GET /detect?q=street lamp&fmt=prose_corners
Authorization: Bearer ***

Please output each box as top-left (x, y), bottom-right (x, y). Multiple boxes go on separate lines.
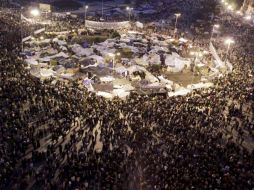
top-left (236, 10), bottom-right (242, 15)
top-left (174, 13), bottom-right (181, 38)
top-left (109, 53), bottom-right (121, 71)
top-left (126, 7), bottom-right (133, 22)
top-left (227, 5), bottom-right (234, 11)
top-left (224, 38), bottom-right (235, 63)
top-left (244, 15), bottom-right (251, 20)
top-left (30, 8), bottom-right (40, 17)
top-left (30, 8), bottom-right (40, 24)
top-left (190, 51), bottom-right (203, 83)
top-left (210, 24), bottom-right (220, 43)
top-left (85, 5), bottom-right (88, 26)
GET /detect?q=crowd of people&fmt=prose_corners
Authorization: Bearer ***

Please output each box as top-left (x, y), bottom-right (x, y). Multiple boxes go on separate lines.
top-left (1, 2), bottom-right (254, 190)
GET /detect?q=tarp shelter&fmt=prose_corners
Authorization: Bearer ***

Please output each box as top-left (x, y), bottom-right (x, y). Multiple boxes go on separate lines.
top-left (83, 78), bottom-right (94, 92)
top-left (72, 44), bottom-right (94, 57)
top-left (53, 38), bottom-right (67, 46)
top-left (97, 91), bottom-right (114, 99)
top-left (40, 68), bottom-right (54, 77)
top-left (165, 53), bottom-right (190, 72)
top-left (136, 21), bottom-right (144, 29)
top-left (25, 58), bottom-right (39, 65)
top-left (88, 55), bottom-right (105, 65)
top-left (112, 89), bottom-right (130, 99)
top-left (55, 52), bottom-right (69, 58)
top-left (100, 76), bottom-right (115, 82)
top-left (115, 66), bottom-right (128, 74)
top-left (187, 82), bottom-right (213, 90)
top-left (168, 88), bottom-right (192, 97)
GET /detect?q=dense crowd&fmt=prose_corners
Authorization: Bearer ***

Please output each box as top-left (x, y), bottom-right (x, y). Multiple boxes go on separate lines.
top-left (1, 3), bottom-right (254, 190)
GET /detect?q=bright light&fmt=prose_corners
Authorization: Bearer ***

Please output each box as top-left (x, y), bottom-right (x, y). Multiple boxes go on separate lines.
top-left (227, 5), bottom-right (233, 11)
top-left (198, 52), bottom-right (203, 57)
top-left (85, 5), bottom-right (89, 9)
top-left (236, 10), bottom-right (242, 15)
top-left (214, 24), bottom-right (220, 28)
top-left (108, 53), bottom-right (115, 57)
top-left (30, 9), bottom-right (40, 17)
top-left (116, 52), bottom-right (121, 56)
top-left (126, 7), bottom-right (133, 11)
top-left (40, 36), bottom-right (44, 40)
top-left (244, 15), bottom-right (252, 20)
top-left (175, 13), bottom-right (181, 17)
top-left (203, 50), bottom-right (209, 55)
top-left (225, 38), bottom-right (235, 45)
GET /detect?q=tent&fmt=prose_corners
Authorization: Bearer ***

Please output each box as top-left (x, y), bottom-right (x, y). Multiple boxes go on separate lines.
top-left (112, 89), bottom-right (130, 99)
top-left (97, 91), bottom-right (114, 99)
top-left (40, 68), bottom-right (54, 77)
top-left (72, 44), bottom-right (94, 57)
top-left (168, 88), bottom-right (192, 97)
top-left (83, 78), bottom-right (94, 92)
top-left (115, 66), bottom-right (128, 74)
top-left (100, 76), bottom-right (115, 82)
top-left (165, 53), bottom-right (190, 72)
top-left (136, 21), bottom-right (144, 29)
top-left (88, 55), bottom-right (105, 65)
top-left (187, 82), bottom-right (213, 90)
top-left (25, 58), bottom-right (39, 65)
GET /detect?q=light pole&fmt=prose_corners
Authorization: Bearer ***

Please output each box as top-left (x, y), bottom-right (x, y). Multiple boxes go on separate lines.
top-left (30, 8), bottom-right (40, 24)
top-left (174, 13), bottom-right (181, 38)
top-left (21, 7), bottom-right (24, 52)
top-left (190, 51), bottom-right (203, 84)
top-left (224, 38), bottom-right (235, 63)
top-left (109, 52), bottom-right (120, 71)
top-left (126, 7), bottom-right (133, 22)
top-left (85, 5), bottom-right (88, 26)
top-left (101, 0), bottom-right (104, 20)
top-left (210, 24), bottom-right (220, 43)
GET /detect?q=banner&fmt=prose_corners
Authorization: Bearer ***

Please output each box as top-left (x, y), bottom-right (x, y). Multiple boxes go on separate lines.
top-left (209, 42), bottom-right (233, 72)
top-left (21, 14), bottom-right (32, 23)
top-left (39, 3), bottom-right (51, 13)
top-left (34, 28), bottom-right (45, 35)
top-left (209, 42), bottom-right (225, 68)
top-left (22, 36), bottom-right (32, 42)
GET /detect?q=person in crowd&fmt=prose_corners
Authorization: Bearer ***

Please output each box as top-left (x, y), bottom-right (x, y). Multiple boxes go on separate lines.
top-left (0, 3), bottom-right (253, 190)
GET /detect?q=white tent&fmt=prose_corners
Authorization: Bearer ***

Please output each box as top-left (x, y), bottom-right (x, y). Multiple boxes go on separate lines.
top-left (72, 44), bottom-right (94, 57)
top-left (168, 88), bottom-right (192, 97)
top-left (165, 53), bottom-right (190, 72)
top-left (136, 21), bottom-right (144, 29)
top-left (187, 82), bottom-right (213, 90)
top-left (97, 91), bottom-right (114, 99)
top-left (40, 68), bottom-right (54, 77)
top-left (112, 89), bottom-right (130, 99)
top-left (148, 53), bottom-right (161, 65)
top-left (25, 58), bottom-right (39, 65)
top-left (53, 38), bottom-right (67, 46)
top-left (115, 66), bottom-right (128, 74)
top-left (88, 55), bottom-right (105, 64)
top-left (100, 76), bottom-right (115, 82)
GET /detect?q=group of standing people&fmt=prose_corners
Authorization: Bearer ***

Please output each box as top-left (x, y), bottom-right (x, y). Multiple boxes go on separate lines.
top-left (0, 3), bottom-right (254, 190)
